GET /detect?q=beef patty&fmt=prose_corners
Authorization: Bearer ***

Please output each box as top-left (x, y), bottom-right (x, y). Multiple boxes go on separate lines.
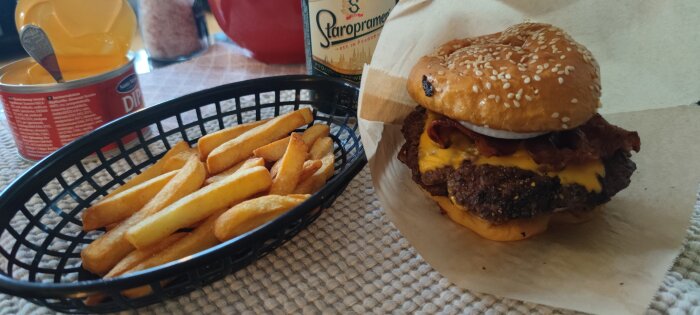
top-left (397, 107), bottom-right (637, 224)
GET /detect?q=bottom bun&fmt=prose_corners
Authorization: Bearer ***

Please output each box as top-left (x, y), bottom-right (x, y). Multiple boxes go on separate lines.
top-left (429, 194), bottom-right (601, 241)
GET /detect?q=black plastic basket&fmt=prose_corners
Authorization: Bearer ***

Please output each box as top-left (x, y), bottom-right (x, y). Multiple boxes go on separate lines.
top-left (0, 75), bottom-right (366, 313)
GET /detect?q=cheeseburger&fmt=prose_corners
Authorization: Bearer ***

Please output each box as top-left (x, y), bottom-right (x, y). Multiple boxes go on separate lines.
top-left (398, 23), bottom-right (641, 241)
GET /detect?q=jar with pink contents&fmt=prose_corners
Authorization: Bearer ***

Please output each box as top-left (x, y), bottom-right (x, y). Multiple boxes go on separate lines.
top-left (137, 0), bottom-right (210, 62)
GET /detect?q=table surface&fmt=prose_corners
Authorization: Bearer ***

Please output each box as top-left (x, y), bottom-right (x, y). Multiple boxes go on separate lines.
top-left (0, 42), bottom-right (698, 315)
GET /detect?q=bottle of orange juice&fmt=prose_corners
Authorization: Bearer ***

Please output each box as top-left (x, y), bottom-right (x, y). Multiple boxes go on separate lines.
top-left (14, 0), bottom-right (136, 84)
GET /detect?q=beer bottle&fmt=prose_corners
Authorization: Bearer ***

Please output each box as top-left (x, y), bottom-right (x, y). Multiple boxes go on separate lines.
top-left (302, 0), bottom-right (397, 83)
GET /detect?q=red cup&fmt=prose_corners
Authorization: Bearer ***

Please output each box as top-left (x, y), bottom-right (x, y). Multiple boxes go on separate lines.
top-left (208, 0), bottom-right (305, 64)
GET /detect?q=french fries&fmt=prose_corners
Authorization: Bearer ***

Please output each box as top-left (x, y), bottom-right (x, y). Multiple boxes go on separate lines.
top-left (83, 233), bottom-right (187, 306)
top-left (294, 153), bottom-right (335, 194)
top-left (197, 119), bottom-right (269, 160)
top-left (81, 155), bottom-right (206, 275)
top-left (309, 137), bottom-right (333, 160)
top-left (125, 166), bottom-right (272, 249)
top-left (109, 141), bottom-right (190, 196)
top-left (121, 209), bottom-right (225, 298)
top-left (269, 133), bottom-right (308, 195)
top-left (81, 110), bottom-right (341, 304)
top-left (162, 148), bottom-right (198, 173)
top-left (299, 160), bottom-right (323, 183)
top-left (214, 195), bottom-right (309, 241)
top-left (253, 124), bottom-right (330, 162)
top-left (204, 157), bottom-right (265, 186)
top-left (82, 170), bottom-right (178, 231)
top-left (206, 108), bottom-right (313, 174)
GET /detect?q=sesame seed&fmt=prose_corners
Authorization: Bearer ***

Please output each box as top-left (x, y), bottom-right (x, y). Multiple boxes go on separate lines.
top-left (490, 76), bottom-right (497, 81)
top-left (505, 73), bottom-right (512, 79)
top-left (488, 95), bottom-right (495, 99)
top-left (524, 77), bottom-right (531, 84)
top-left (479, 99), bottom-right (487, 107)
top-left (472, 85), bottom-right (479, 93)
top-left (533, 75), bottom-right (541, 81)
top-left (485, 82), bottom-right (492, 89)
top-left (438, 70), bottom-right (445, 75)
top-left (475, 70), bottom-right (483, 76)
top-left (543, 63), bottom-right (549, 69)
top-left (507, 93), bottom-right (514, 99)
top-left (571, 98), bottom-right (578, 103)
top-left (495, 96), bottom-right (501, 102)
top-left (525, 95), bottom-right (533, 101)
top-left (566, 47), bottom-right (572, 51)
top-left (503, 83), bottom-right (511, 89)
top-left (514, 100), bottom-right (521, 107)
top-left (558, 77), bottom-right (564, 84)
top-left (504, 103), bottom-right (511, 108)
top-left (562, 124), bottom-right (569, 128)
top-left (560, 55), bottom-right (566, 59)
top-left (562, 116), bottom-right (570, 122)
top-left (551, 112), bottom-right (560, 118)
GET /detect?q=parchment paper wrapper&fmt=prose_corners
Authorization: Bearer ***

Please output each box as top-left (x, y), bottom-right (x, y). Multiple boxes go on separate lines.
top-left (358, 1), bottom-right (700, 313)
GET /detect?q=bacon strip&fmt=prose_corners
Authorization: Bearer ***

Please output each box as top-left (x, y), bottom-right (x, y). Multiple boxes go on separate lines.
top-left (427, 119), bottom-right (519, 156)
top-left (427, 114), bottom-right (640, 171)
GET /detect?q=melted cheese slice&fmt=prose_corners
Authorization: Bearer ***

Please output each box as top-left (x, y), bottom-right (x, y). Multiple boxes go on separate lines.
top-left (417, 111), bottom-right (605, 192)
top-left (433, 195), bottom-right (549, 241)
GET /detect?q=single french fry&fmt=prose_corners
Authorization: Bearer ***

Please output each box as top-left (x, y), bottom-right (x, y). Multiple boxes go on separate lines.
top-left (299, 160), bottom-right (322, 183)
top-left (293, 153), bottom-right (335, 194)
top-left (126, 166), bottom-right (272, 249)
top-left (309, 137), bottom-right (333, 160)
top-left (270, 159), bottom-right (281, 179)
top-left (269, 134), bottom-right (308, 195)
top-left (109, 141), bottom-right (190, 196)
top-left (162, 148), bottom-right (198, 173)
top-left (214, 195), bottom-right (309, 242)
top-left (253, 124), bottom-right (330, 162)
top-left (301, 124), bottom-right (330, 147)
top-left (84, 293), bottom-right (107, 306)
top-left (197, 119), bottom-right (269, 160)
top-left (252, 137), bottom-right (289, 162)
top-left (121, 209), bottom-right (225, 298)
top-left (207, 108), bottom-right (313, 174)
top-left (204, 157), bottom-right (265, 186)
top-left (81, 156), bottom-right (207, 275)
top-left (270, 141), bottom-right (320, 181)
top-left (82, 170), bottom-right (178, 231)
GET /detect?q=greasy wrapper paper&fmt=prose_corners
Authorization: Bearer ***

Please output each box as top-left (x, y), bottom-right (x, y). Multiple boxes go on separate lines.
top-left (358, 0), bottom-right (700, 314)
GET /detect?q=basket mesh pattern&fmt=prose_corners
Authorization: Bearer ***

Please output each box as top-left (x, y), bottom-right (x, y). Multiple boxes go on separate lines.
top-left (0, 77), bottom-right (364, 313)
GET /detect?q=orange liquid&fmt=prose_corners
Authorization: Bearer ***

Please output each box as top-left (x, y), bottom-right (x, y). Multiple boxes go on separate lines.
top-left (12, 0), bottom-right (136, 84)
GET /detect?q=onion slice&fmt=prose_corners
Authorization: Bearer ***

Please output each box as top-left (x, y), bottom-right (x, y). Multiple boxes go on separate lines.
top-left (458, 120), bottom-right (548, 139)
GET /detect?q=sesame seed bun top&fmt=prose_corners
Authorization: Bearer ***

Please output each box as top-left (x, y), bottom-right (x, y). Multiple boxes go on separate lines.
top-left (407, 23), bottom-right (601, 133)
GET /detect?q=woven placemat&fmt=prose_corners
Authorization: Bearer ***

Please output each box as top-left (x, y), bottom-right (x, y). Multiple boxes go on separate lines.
top-left (0, 124), bottom-right (698, 314)
top-left (0, 44), bottom-right (698, 314)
